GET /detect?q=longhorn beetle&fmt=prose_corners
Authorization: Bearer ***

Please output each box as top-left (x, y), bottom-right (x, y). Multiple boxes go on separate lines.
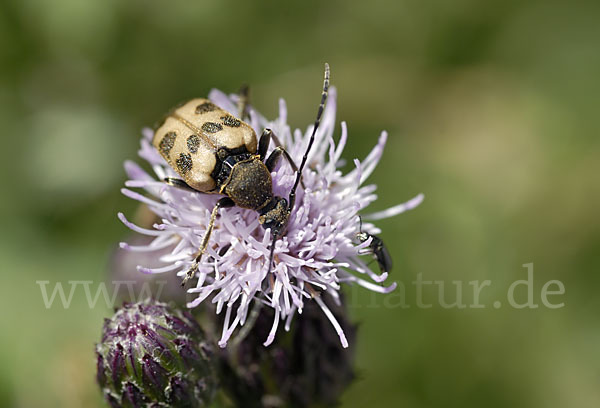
top-left (153, 64), bottom-right (330, 286)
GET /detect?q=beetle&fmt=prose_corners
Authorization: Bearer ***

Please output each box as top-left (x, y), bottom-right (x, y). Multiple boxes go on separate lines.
top-left (355, 216), bottom-right (393, 275)
top-left (153, 64), bottom-right (330, 286)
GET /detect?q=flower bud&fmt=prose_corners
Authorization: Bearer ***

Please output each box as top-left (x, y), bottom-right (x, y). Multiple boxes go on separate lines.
top-left (95, 299), bottom-right (216, 407)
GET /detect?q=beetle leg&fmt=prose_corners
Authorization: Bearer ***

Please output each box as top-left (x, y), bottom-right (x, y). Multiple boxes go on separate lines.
top-left (164, 177), bottom-right (197, 192)
top-left (181, 197), bottom-right (235, 287)
top-left (270, 131), bottom-right (299, 170)
top-left (258, 128), bottom-right (271, 160)
top-left (239, 86), bottom-right (295, 172)
top-left (264, 129), bottom-right (301, 172)
top-left (260, 129), bottom-right (305, 188)
top-left (265, 146), bottom-right (284, 172)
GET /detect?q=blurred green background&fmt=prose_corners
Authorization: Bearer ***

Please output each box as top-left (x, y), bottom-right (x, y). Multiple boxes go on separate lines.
top-left (1, 0), bottom-right (599, 406)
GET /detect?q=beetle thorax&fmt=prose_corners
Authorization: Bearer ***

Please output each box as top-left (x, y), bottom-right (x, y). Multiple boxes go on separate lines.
top-left (223, 158), bottom-right (273, 210)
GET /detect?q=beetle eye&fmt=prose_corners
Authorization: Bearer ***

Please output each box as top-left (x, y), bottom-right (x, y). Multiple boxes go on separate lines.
top-left (261, 220), bottom-right (279, 231)
top-left (259, 215), bottom-right (280, 232)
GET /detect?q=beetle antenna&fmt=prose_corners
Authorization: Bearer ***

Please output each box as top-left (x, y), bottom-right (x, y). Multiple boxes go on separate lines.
top-left (265, 230), bottom-right (278, 284)
top-left (266, 64), bottom-right (329, 280)
top-left (288, 63), bottom-right (330, 211)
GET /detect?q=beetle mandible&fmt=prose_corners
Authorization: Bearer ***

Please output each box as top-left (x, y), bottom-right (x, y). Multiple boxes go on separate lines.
top-left (153, 64), bottom-right (330, 286)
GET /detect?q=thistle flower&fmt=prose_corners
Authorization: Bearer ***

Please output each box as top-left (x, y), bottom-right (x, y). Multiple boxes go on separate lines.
top-left (218, 296), bottom-right (357, 408)
top-left (110, 209), bottom-right (186, 305)
top-left (119, 87), bottom-right (423, 349)
top-left (95, 299), bottom-right (216, 407)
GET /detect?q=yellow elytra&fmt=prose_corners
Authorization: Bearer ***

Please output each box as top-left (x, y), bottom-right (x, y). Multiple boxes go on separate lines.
top-left (153, 98), bottom-right (257, 192)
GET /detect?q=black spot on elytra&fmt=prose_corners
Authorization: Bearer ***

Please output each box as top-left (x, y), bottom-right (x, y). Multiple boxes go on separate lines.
top-left (202, 122), bottom-right (223, 133)
top-left (176, 153), bottom-right (193, 174)
top-left (159, 132), bottom-right (177, 157)
top-left (195, 102), bottom-right (217, 114)
top-left (220, 115), bottom-right (241, 127)
top-left (187, 134), bottom-right (200, 153)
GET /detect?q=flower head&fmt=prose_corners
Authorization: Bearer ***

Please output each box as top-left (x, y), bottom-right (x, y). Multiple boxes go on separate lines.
top-left (219, 296), bottom-right (357, 407)
top-left (119, 87), bottom-right (423, 348)
top-left (95, 299), bottom-right (217, 407)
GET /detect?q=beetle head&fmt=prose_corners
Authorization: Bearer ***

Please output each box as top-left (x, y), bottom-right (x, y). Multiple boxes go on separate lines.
top-left (258, 196), bottom-right (289, 238)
